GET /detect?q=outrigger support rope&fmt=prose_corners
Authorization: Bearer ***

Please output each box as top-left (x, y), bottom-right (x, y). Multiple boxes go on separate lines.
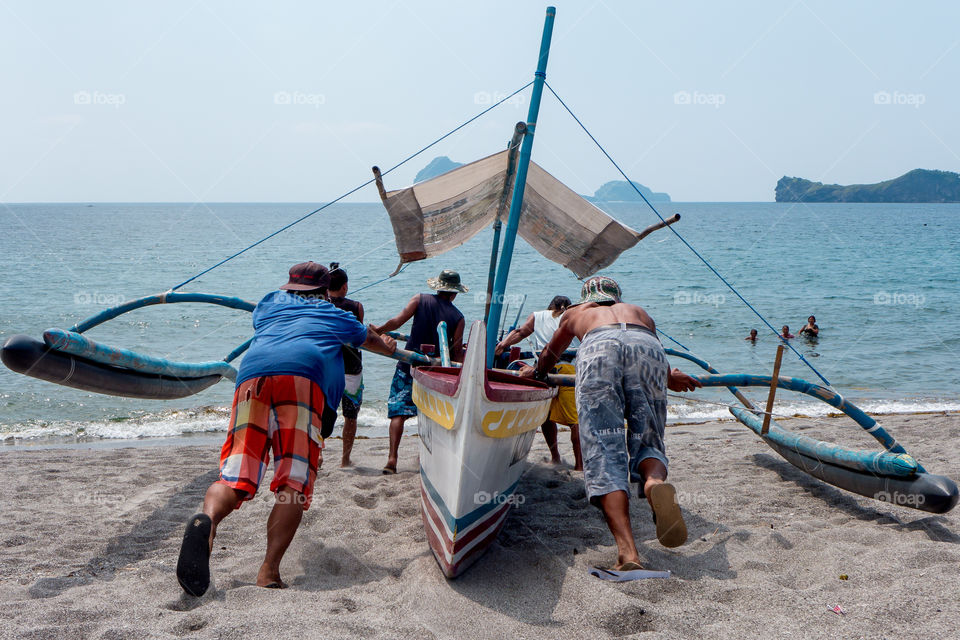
top-left (168, 81), bottom-right (535, 293)
top-left (543, 81), bottom-right (832, 388)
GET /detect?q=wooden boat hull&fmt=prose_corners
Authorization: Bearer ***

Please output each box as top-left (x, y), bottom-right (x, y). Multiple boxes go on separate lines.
top-left (413, 321), bottom-right (555, 578)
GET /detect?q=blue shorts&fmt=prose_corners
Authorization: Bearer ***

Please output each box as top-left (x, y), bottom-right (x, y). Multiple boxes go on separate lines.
top-left (576, 326), bottom-right (669, 506)
top-left (387, 365), bottom-right (418, 418)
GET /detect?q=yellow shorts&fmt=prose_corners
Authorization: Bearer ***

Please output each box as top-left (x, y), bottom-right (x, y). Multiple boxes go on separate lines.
top-left (548, 363), bottom-right (578, 425)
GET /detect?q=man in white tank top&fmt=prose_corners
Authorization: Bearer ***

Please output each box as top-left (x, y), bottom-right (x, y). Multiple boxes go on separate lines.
top-left (495, 296), bottom-right (581, 469)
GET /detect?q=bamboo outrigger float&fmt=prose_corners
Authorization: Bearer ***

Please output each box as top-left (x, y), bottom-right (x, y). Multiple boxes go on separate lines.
top-left (2, 5), bottom-right (955, 583)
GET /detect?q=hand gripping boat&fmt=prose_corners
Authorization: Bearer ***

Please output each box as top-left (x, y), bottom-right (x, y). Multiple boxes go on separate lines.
top-left (414, 321), bottom-right (555, 578)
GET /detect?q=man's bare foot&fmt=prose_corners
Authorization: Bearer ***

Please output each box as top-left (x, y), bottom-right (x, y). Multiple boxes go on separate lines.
top-left (382, 462), bottom-right (397, 475)
top-left (573, 464), bottom-right (583, 472)
top-left (256, 564), bottom-right (287, 589)
top-left (340, 459), bottom-right (352, 468)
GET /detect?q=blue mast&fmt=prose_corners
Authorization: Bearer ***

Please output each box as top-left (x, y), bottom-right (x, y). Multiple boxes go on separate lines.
top-left (485, 6), bottom-right (556, 365)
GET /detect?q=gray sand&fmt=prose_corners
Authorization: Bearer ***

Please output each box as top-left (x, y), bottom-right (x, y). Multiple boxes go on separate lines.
top-left (0, 412), bottom-right (958, 639)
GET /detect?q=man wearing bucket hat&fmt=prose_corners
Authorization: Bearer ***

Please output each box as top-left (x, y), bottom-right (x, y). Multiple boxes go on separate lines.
top-left (176, 261), bottom-right (397, 597)
top-left (521, 275), bottom-right (701, 573)
top-left (373, 269), bottom-right (467, 474)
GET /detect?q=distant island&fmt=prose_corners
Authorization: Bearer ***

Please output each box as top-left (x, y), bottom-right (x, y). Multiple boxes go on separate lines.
top-left (414, 156), bottom-right (671, 202)
top-left (587, 180), bottom-right (670, 203)
top-left (415, 156), bottom-right (463, 182)
top-left (776, 169), bottom-right (960, 203)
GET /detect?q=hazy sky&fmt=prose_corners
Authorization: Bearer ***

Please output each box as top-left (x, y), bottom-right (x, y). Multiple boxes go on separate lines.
top-left (3, 1), bottom-right (958, 202)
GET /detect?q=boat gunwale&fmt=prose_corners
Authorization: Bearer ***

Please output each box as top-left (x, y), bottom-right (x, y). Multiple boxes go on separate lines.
top-left (413, 365), bottom-right (554, 402)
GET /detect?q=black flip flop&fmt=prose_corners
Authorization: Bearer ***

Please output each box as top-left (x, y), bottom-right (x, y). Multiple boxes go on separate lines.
top-left (176, 513), bottom-right (212, 597)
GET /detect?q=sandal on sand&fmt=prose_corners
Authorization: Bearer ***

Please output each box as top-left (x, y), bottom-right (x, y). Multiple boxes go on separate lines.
top-left (382, 465), bottom-right (397, 475)
top-left (176, 513), bottom-right (212, 597)
top-left (589, 562), bottom-right (671, 581)
top-left (648, 483), bottom-right (688, 548)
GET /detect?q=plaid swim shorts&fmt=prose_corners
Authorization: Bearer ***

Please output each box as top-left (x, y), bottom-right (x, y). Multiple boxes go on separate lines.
top-left (217, 375), bottom-right (328, 509)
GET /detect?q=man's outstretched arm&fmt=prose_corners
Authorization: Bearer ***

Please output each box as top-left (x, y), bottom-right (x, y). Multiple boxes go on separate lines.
top-left (667, 367), bottom-right (701, 392)
top-left (528, 315), bottom-right (576, 378)
top-left (495, 313), bottom-right (536, 356)
top-left (373, 295), bottom-right (419, 334)
top-left (361, 326), bottom-right (397, 356)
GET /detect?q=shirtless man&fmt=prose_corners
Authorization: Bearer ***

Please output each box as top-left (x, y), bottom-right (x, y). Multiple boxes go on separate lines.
top-left (798, 315), bottom-right (819, 337)
top-left (745, 328), bottom-right (758, 342)
top-left (521, 275), bottom-right (701, 571)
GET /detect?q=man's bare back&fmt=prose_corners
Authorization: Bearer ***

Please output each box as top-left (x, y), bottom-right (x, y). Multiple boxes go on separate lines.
top-left (557, 302), bottom-right (655, 341)
top-left (528, 301), bottom-right (700, 393)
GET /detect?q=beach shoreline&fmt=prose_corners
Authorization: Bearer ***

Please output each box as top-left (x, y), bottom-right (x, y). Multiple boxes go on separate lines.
top-left (1, 412), bottom-right (958, 639)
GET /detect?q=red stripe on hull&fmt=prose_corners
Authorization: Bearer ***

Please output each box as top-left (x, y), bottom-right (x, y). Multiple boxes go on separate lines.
top-left (419, 487), bottom-right (513, 578)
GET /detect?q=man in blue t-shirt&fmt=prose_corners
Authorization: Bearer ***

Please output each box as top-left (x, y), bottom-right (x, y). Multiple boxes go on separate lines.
top-left (176, 261), bottom-right (396, 597)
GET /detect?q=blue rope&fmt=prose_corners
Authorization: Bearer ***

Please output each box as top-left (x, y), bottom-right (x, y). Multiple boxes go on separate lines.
top-left (544, 81), bottom-right (831, 387)
top-left (350, 263), bottom-right (409, 295)
top-left (169, 81), bottom-right (535, 292)
top-left (656, 328), bottom-right (689, 351)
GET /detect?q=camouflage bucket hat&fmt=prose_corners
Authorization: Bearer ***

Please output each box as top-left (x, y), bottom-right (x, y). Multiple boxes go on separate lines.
top-left (577, 276), bottom-right (622, 305)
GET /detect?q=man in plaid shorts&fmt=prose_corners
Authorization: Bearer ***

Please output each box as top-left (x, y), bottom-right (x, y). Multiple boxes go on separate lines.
top-left (176, 261), bottom-right (396, 596)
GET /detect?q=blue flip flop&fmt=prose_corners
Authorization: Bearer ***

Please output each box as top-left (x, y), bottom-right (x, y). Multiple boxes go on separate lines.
top-left (589, 562), bottom-right (670, 581)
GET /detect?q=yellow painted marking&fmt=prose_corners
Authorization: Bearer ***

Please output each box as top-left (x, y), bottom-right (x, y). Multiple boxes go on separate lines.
top-left (413, 383), bottom-right (455, 430)
top-left (480, 403), bottom-right (550, 438)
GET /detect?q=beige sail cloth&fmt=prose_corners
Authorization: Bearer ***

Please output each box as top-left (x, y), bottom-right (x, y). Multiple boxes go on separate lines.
top-left (380, 150), bottom-right (643, 279)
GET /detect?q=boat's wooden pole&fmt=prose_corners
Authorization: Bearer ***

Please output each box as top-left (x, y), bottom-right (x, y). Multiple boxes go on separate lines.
top-left (484, 6), bottom-right (557, 366)
top-left (762, 344), bottom-right (785, 434)
top-left (484, 123), bottom-right (527, 322)
top-left (637, 213), bottom-right (681, 241)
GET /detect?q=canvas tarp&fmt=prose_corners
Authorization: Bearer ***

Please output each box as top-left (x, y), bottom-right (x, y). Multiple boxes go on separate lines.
top-left (380, 150), bottom-right (643, 279)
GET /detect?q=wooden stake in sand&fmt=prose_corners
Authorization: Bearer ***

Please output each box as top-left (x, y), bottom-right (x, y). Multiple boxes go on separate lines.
top-left (762, 344), bottom-right (785, 435)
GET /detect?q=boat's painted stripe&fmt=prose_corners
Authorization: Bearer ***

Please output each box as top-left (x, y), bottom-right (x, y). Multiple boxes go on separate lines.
top-left (479, 403), bottom-right (551, 438)
top-left (412, 382), bottom-right (456, 429)
top-left (420, 466), bottom-right (520, 533)
top-left (421, 492), bottom-right (510, 576)
top-left (449, 504), bottom-right (510, 564)
top-left (420, 482), bottom-right (511, 558)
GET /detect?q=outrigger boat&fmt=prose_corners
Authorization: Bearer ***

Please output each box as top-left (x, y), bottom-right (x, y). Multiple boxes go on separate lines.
top-left (2, 6), bottom-right (955, 582)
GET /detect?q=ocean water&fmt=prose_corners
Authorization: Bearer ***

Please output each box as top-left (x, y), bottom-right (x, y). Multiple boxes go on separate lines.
top-left (1, 202), bottom-right (958, 443)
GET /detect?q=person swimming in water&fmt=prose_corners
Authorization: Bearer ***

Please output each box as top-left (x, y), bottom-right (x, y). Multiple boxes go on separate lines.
top-left (780, 325), bottom-right (795, 340)
top-left (745, 328), bottom-right (758, 342)
top-left (798, 315), bottom-right (819, 337)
